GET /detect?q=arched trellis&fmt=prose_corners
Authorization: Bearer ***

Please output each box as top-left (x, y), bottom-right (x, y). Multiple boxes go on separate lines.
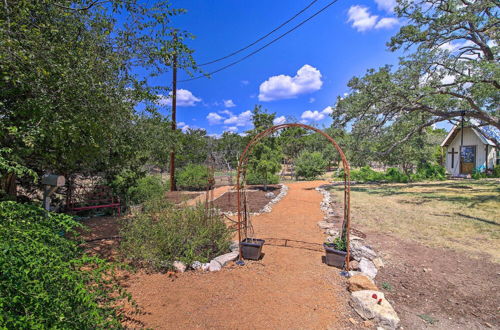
top-left (236, 123), bottom-right (352, 270)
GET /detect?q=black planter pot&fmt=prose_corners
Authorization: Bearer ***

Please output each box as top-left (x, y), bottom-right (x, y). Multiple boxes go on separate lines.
top-left (323, 243), bottom-right (347, 268)
top-left (240, 238), bottom-right (265, 260)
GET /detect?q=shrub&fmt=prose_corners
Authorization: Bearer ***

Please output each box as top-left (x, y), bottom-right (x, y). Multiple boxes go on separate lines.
top-left (385, 167), bottom-right (409, 183)
top-left (350, 166), bottom-right (385, 182)
top-left (127, 175), bottom-right (166, 205)
top-left (0, 202), bottom-right (126, 328)
top-left (176, 164), bottom-right (212, 191)
top-left (414, 163), bottom-right (446, 181)
top-left (295, 151), bottom-right (327, 180)
top-left (246, 171), bottom-right (280, 185)
top-left (120, 201), bottom-right (231, 271)
top-left (492, 165), bottom-right (500, 178)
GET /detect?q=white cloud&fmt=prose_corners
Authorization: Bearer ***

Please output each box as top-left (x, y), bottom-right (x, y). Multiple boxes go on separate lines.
top-left (223, 110), bottom-right (253, 127)
top-left (374, 0), bottom-right (397, 12)
top-left (309, 97), bottom-right (316, 103)
top-left (375, 17), bottom-right (399, 29)
top-left (273, 116), bottom-right (286, 125)
top-left (347, 6), bottom-right (378, 32)
top-left (322, 106), bottom-right (333, 115)
top-left (241, 80), bottom-right (250, 85)
top-left (301, 110), bottom-right (325, 121)
top-left (177, 122), bottom-right (190, 132)
top-left (258, 64), bottom-right (323, 101)
top-left (224, 126), bottom-right (238, 133)
top-left (157, 89), bottom-right (201, 107)
top-left (300, 107), bottom-right (333, 122)
top-left (223, 99), bottom-right (236, 108)
top-left (207, 112), bottom-right (223, 125)
top-left (219, 109), bottom-right (233, 116)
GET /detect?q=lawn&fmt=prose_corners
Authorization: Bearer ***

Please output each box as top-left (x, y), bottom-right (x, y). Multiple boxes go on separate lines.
top-left (328, 179), bottom-right (500, 262)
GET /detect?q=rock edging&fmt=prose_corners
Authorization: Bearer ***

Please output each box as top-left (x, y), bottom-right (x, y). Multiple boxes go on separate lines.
top-left (315, 184), bottom-right (400, 330)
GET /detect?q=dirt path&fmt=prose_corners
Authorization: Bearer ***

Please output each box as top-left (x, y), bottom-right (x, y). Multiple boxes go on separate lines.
top-left (122, 181), bottom-right (354, 329)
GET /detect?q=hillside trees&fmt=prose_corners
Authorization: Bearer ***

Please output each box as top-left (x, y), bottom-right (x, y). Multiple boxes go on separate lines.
top-left (332, 0), bottom-right (499, 155)
top-left (0, 0), bottom-right (196, 197)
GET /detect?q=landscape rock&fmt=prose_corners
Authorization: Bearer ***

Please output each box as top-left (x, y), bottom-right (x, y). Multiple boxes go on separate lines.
top-left (317, 220), bottom-right (335, 229)
top-left (325, 235), bottom-right (336, 244)
top-left (201, 263), bottom-right (210, 271)
top-left (359, 258), bottom-right (378, 279)
top-left (208, 260), bottom-right (222, 272)
top-left (213, 251), bottom-right (239, 267)
top-left (265, 192), bottom-right (275, 198)
top-left (351, 240), bottom-right (377, 261)
top-left (350, 290), bottom-right (400, 330)
top-left (373, 257), bottom-right (384, 268)
top-left (349, 260), bottom-right (360, 270)
top-left (348, 274), bottom-right (378, 292)
top-left (191, 261), bottom-right (203, 270)
top-left (229, 241), bottom-right (240, 252)
top-left (173, 261), bottom-right (187, 273)
top-left (325, 228), bottom-right (339, 236)
top-left (349, 271), bottom-right (362, 277)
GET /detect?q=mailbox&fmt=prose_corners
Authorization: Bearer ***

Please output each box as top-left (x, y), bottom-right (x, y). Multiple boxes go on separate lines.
top-left (42, 174), bottom-right (66, 211)
top-left (42, 174), bottom-right (66, 187)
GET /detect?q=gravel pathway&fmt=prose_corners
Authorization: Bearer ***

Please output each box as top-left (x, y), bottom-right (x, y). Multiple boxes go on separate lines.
top-left (123, 181), bottom-right (354, 329)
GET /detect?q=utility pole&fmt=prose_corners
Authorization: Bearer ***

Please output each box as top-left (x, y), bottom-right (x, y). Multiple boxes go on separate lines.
top-left (169, 33), bottom-right (178, 191)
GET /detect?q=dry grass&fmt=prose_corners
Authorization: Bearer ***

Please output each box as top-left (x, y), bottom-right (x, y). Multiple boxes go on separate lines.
top-left (328, 179), bottom-right (500, 262)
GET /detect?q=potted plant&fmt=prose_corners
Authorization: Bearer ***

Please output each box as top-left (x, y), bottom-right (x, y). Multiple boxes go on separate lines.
top-left (240, 238), bottom-right (265, 260)
top-left (323, 237), bottom-right (347, 268)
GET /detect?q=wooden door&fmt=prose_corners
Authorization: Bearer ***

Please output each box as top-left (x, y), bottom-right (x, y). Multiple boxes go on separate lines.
top-left (460, 146), bottom-right (476, 174)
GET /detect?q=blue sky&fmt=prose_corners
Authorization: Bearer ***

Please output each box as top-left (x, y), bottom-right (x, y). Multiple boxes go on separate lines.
top-left (145, 0), bottom-right (407, 136)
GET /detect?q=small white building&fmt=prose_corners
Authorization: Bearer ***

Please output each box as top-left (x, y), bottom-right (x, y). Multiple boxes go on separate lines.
top-left (441, 123), bottom-right (499, 176)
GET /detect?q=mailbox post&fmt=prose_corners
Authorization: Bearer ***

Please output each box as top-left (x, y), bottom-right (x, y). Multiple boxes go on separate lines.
top-left (41, 174), bottom-right (65, 211)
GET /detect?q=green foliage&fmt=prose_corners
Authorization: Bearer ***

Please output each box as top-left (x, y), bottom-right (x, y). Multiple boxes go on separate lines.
top-left (381, 282), bottom-right (393, 292)
top-left (340, 163), bottom-right (446, 183)
top-left (326, 237), bottom-right (347, 252)
top-left (295, 151), bottom-right (327, 180)
top-left (128, 175), bottom-right (167, 205)
top-left (492, 165), bottom-right (500, 178)
top-left (177, 164), bottom-right (212, 191)
top-left (247, 144), bottom-right (282, 188)
top-left (120, 201), bottom-right (231, 271)
top-left (349, 166), bottom-right (386, 182)
top-left (0, 202), bottom-right (126, 328)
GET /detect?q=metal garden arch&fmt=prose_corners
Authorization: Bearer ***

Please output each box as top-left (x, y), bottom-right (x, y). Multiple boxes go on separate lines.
top-left (236, 123), bottom-right (352, 269)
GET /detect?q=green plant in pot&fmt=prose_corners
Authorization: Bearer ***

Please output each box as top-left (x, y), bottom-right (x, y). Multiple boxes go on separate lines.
top-left (323, 237), bottom-right (347, 268)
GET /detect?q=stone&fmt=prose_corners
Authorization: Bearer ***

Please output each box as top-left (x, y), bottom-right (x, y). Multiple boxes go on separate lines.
top-left (213, 251), bottom-right (239, 267)
top-left (229, 241), bottom-right (240, 252)
top-left (317, 220), bottom-right (335, 229)
top-left (348, 274), bottom-right (378, 292)
top-left (265, 192), bottom-right (275, 198)
top-left (351, 240), bottom-right (377, 261)
top-left (349, 271), bottom-right (362, 277)
top-left (173, 261), bottom-right (186, 273)
top-left (191, 261), bottom-right (203, 270)
top-left (208, 259), bottom-right (222, 272)
top-left (325, 229), bottom-right (339, 236)
top-left (359, 258), bottom-right (378, 279)
top-left (350, 290), bottom-right (400, 330)
top-left (350, 260), bottom-right (360, 270)
top-left (373, 257), bottom-right (384, 268)
top-left (201, 263), bottom-right (210, 271)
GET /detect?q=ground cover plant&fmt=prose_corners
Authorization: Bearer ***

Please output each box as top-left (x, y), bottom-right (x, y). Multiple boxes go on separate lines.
top-left (336, 164), bottom-right (446, 183)
top-left (0, 202), bottom-right (128, 328)
top-left (328, 179), bottom-right (500, 261)
top-left (120, 199), bottom-right (231, 271)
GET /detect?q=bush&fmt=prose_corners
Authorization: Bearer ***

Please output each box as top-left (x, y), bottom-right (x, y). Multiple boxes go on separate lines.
top-left (295, 151), bottom-right (327, 180)
top-left (349, 166), bottom-right (386, 182)
top-left (385, 167), bottom-right (409, 183)
top-left (120, 201), bottom-right (231, 271)
top-left (413, 163), bottom-right (446, 181)
top-left (492, 165), bottom-right (500, 178)
top-left (0, 202), bottom-right (126, 328)
top-left (176, 164), bottom-right (212, 191)
top-left (127, 175), bottom-right (166, 205)
top-left (245, 171), bottom-right (279, 185)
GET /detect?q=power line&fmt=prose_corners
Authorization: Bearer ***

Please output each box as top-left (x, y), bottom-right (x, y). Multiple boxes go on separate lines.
top-left (179, 0), bottom-right (340, 83)
top-left (198, 0), bottom-right (319, 66)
